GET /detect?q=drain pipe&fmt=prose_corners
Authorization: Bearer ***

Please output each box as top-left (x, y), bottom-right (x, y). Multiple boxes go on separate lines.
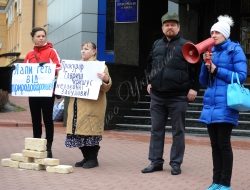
top-left (32, 0), bottom-right (35, 28)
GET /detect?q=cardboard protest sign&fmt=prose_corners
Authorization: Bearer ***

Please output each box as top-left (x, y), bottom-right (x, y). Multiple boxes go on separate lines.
top-left (11, 63), bottom-right (56, 97)
top-left (55, 60), bottom-right (105, 100)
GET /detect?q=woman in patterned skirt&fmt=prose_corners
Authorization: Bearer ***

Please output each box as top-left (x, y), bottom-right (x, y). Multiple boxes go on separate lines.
top-left (65, 42), bottom-right (112, 168)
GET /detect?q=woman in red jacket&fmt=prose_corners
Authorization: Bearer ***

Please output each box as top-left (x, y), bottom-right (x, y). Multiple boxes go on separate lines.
top-left (24, 27), bottom-right (61, 158)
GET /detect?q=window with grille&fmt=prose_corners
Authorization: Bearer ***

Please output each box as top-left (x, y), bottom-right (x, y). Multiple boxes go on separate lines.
top-left (241, 0), bottom-right (250, 13)
top-left (215, 0), bottom-right (231, 14)
top-left (241, 17), bottom-right (250, 74)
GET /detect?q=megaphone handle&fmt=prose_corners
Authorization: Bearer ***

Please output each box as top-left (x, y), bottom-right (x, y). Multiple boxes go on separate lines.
top-left (208, 63), bottom-right (212, 87)
top-left (205, 48), bottom-right (212, 64)
top-left (205, 59), bottom-right (211, 64)
top-left (206, 46), bottom-right (212, 64)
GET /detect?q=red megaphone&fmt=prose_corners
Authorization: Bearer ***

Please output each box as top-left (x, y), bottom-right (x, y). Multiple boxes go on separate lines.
top-left (182, 38), bottom-right (215, 64)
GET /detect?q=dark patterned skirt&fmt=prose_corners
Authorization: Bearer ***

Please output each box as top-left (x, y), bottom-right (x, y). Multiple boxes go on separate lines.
top-left (65, 98), bottom-right (102, 148)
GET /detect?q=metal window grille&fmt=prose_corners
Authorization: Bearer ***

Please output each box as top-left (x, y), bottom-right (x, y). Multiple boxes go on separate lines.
top-left (215, 0), bottom-right (231, 14)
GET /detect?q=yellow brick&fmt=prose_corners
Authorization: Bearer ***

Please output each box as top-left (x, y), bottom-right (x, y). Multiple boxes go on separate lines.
top-left (34, 158), bottom-right (60, 166)
top-left (46, 165), bottom-right (73, 174)
top-left (25, 138), bottom-right (47, 152)
top-left (11, 153), bottom-right (34, 163)
top-left (19, 162), bottom-right (45, 171)
top-left (22, 149), bottom-right (47, 159)
top-left (1, 158), bottom-right (19, 168)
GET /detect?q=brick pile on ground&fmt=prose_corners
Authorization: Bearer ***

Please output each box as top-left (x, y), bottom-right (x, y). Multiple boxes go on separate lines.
top-left (1, 138), bottom-right (73, 174)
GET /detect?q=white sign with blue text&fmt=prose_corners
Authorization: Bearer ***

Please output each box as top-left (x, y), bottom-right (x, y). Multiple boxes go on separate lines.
top-left (55, 60), bottom-right (105, 100)
top-left (11, 63), bottom-right (56, 97)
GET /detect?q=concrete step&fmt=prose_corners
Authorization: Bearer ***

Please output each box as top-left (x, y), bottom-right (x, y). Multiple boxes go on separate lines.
top-left (121, 116), bottom-right (250, 130)
top-left (115, 124), bottom-right (250, 137)
top-left (114, 89), bottom-right (250, 137)
top-left (130, 108), bottom-right (250, 120)
top-left (133, 101), bottom-right (204, 110)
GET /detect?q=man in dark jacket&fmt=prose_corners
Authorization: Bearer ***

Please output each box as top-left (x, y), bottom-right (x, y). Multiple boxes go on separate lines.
top-left (141, 12), bottom-right (201, 175)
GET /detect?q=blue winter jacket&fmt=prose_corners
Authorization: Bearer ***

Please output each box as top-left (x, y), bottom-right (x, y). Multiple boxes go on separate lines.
top-left (199, 39), bottom-right (247, 126)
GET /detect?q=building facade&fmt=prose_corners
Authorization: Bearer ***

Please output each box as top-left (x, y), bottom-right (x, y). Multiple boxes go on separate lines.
top-left (1, 0), bottom-right (250, 129)
top-left (0, 0), bottom-right (48, 92)
top-left (0, 0), bottom-right (48, 66)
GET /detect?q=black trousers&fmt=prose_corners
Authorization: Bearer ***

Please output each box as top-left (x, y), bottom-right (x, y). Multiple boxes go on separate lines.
top-left (207, 123), bottom-right (234, 187)
top-left (29, 96), bottom-right (55, 143)
top-left (149, 94), bottom-right (188, 166)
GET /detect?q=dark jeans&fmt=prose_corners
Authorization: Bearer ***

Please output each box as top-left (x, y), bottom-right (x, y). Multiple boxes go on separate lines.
top-left (149, 94), bottom-right (188, 166)
top-left (29, 96), bottom-right (55, 143)
top-left (207, 123), bottom-right (234, 187)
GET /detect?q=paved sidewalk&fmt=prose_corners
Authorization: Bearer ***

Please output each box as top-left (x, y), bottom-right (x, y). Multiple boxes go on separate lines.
top-left (1, 127), bottom-right (250, 190)
top-left (0, 95), bottom-right (64, 127)
top-left (0, 96), bottom-right (250, 190)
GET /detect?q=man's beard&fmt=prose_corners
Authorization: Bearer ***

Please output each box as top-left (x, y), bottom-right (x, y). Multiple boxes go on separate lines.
top-left (165, 30), bottom-right (175, 38)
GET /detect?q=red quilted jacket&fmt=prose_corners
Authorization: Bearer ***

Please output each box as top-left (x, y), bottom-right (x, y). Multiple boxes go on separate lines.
top-left (23, 42), bottom-right (61, 76)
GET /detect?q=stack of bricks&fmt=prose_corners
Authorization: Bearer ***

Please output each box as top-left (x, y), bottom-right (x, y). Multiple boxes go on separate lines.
top-left (1, 138), bottom-right (73, 174)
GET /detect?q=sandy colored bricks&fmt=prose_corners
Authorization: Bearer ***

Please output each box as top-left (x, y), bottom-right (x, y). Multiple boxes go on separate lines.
top-left (22, 149), bottom-right (47, 159)
top-left (19, 162), bottom-right (45, 171)
top-left (11, 153), bottom-right (34, 163)
top-left (46, 165), bottom-right (73, 174)
top-left (25, 138), bottom-right (47, 152)
top-left (34, 158), bottom-right (60, 166)
top-left (1, 158), bottom-right (19, 168)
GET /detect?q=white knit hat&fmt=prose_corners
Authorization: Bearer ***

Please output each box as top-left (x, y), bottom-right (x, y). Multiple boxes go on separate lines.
top-left (210, 15), bottom-right (234, 39)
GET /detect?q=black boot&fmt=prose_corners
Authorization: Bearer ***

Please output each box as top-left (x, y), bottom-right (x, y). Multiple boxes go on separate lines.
top-left (75, 147), bottom-right (89, 167)
top-left (46, 142), bottom-right (53, 158)
top-left (83, 145), bottom-right (100, 169)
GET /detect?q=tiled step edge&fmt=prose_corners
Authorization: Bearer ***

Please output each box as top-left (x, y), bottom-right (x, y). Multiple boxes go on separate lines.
top-left (115, 124), bottom-right (250, 136)
top-left (0, 122), bottom-right (64, 127)
top-left (123, 116), bottom-right (250, 124)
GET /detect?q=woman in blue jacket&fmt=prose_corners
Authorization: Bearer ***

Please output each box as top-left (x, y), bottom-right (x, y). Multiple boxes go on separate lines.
top-left (199, 15), bottom-right (247, 190)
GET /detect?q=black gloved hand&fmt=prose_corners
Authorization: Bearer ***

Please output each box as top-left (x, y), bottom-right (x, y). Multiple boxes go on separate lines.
top-left (55, 95), bottom-right (62, 99)
top-left (39, 62), bottom-right (47, 66)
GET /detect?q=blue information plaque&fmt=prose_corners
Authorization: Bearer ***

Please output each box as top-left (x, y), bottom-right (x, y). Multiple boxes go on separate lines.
top-left (115, 0), bottom-right (138, 23)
